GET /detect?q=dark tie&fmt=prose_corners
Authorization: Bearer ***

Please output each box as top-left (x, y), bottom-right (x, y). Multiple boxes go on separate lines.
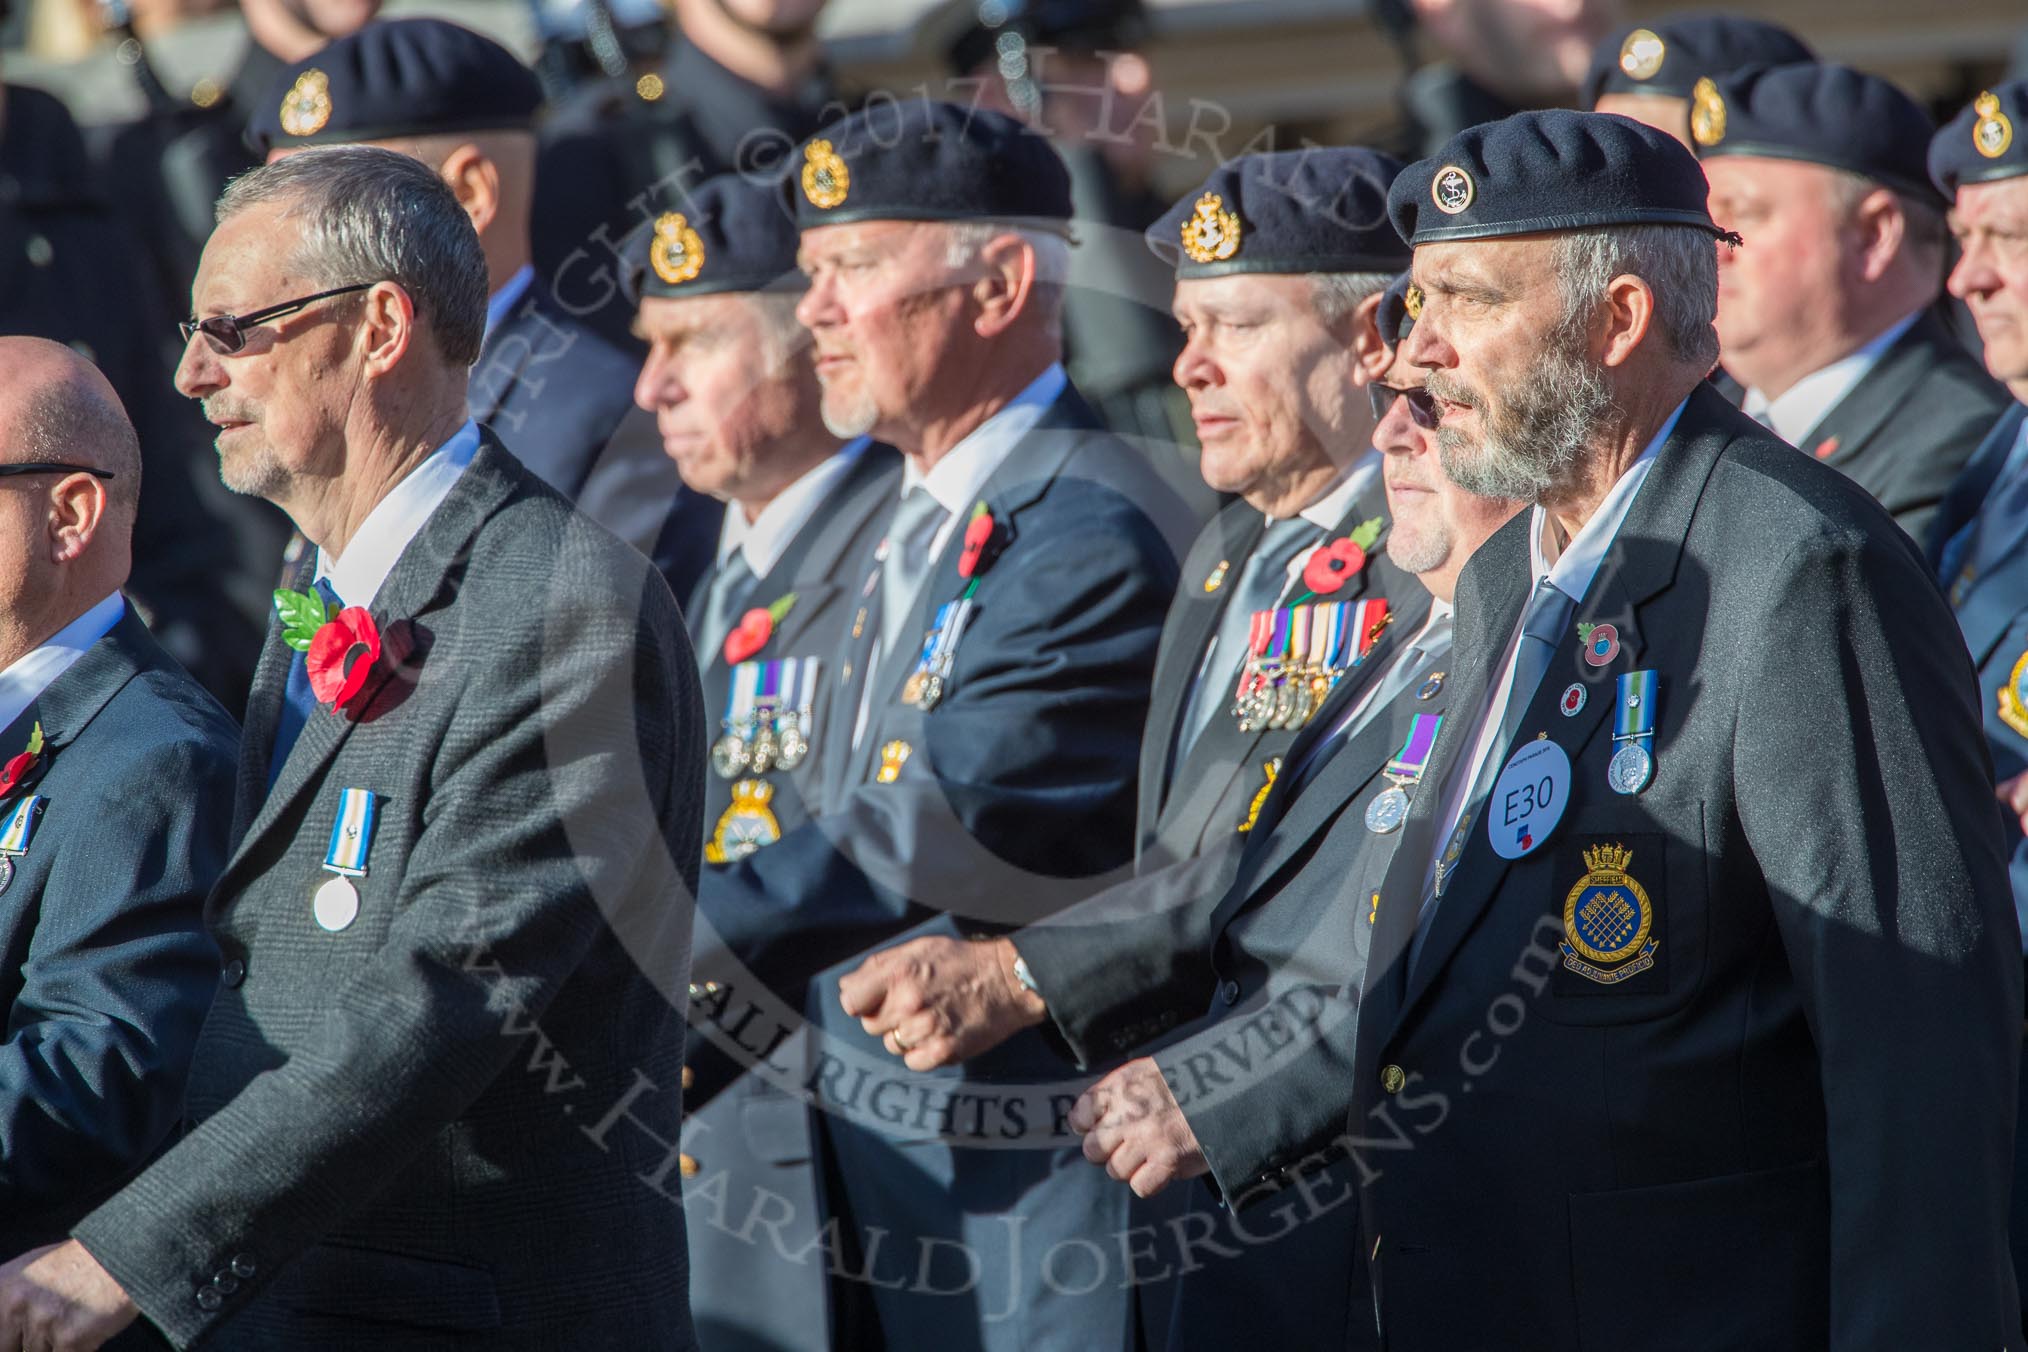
top-left (695, 551), bottom-right (755, 669)
top-left (268, 578), bottom-right (342, 788)
top-left (1177, 516), bottom-right (1320, 757)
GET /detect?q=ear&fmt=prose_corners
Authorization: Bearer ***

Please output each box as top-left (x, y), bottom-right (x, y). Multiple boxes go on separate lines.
top-left (1849, 187), bottom-right (1907, 284)
top-left (45, 473), bottom-right (108, 567)
top-left (1598, 272), bottom-right (1657, 369)
top-left (437, 142), bottom-right (502, 237)
top-left (356, 280), bottom-right (419, 379)
top-left (1347, 290), bottom-right (1390, 387)
top-left (970, 233), bottom-right (1039, 340)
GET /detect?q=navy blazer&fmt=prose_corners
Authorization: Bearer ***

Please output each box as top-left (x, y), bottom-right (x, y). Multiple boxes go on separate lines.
top-left (0, 605), bottom-right (234, 1257)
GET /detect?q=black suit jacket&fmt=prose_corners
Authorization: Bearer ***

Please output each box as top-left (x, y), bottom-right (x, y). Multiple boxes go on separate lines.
top-left (75, 437), bottom-right (704, 1351)
top-left (1348, 385), bottom-right (2020, 1351)
top-left (0, 606), bottom-right (234, 1256)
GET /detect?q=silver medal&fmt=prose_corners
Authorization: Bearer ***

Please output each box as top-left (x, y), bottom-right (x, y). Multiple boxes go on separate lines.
top-left (710, 731), bottom-right (750, 780)
top-left (1607, 741), bottom-right (1653, 795)
top-left (749, 723), bottom-right (779, 775)
top-left (313, 875), bottom-right (360, 932)
top-left (0, 855), bottom-right (14, 897)
top-left (915, 673), bottom-right (945, 712)
top-left (1364, 785), bottom-right (1410, 834)
top-left (776, 718), bottom-right (808, 770)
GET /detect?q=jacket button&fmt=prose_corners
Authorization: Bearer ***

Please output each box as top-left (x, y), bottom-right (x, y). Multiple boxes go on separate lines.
top-left (679, 1153), bottom-right (700, 1178)
top-left (1379, 1064), bottom-right (1407, 1094)
top-left (1220, 980), bottom-right (1240, 1006)
top-left (221, 959), bottom-right (246, 988)
top-left (195, 1287), bottom-right (224, 1311)
top-left (211, 1272), bottom-right (239, 1295)
top-left (231, 1254), bottom-right (257, 1279)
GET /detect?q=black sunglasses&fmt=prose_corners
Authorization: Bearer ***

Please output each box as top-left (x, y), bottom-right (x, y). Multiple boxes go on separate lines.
top-left (0, 463), bottom-right (115, 480)
top-left (178, 282), bottom-right (377, 354)
top-left (1368, 382), bottom-right (1441, 430)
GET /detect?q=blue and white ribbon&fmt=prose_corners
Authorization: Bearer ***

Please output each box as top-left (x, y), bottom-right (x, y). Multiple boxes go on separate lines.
top-left (324, 787), bottom-right (378, 877)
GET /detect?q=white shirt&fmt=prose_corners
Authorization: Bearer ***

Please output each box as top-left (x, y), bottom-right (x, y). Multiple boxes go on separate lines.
top-left (485, 265), bottom-right (537, 341)
top-left (1424, 398), bottom-right (1687, 891)
top-left (0, 592), bottom-right (125, 737)
top-left (317, 422), bottom-right (482, 609)
top-left (901, 363), bottom-right (1068, 559)
top-left (1742, 311), bottom-right (1919, 447)
top-left (717, 438), bottom-right (871, 580)
top-left (1279, 450), bottom-right (1383, 591)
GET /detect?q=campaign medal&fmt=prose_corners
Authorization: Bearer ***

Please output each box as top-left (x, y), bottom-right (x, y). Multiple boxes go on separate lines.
top-left (1273, 608), bottom-right (1312, 729)
top-left (711, 662), bottom-right (763, 779)
top-left (0, 793), bottom-right (46, 898)
top-left (1561, 842), bottom-right (1658, 984)
top-left (1305, 603), bottom-right (1344, 717)
top-left (705, 779), bottom-right (782, 864)
top-left (313, 787), bottom-right (376, 932)
top-left (1365, 713), bottom-right (1443, 834)
top-left (775, 657), bottom-right (821, 770)
top-left (1607, 670), bottom-right (1658, 795)
top-left (748, 663), bottom-right (784, 774)
top-left (1232, 609), bottom-right (1276, 733)
top-left (910, 599), bottom-right (976, 712)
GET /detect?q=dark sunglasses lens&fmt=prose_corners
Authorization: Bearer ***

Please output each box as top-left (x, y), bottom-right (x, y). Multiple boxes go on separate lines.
top-left (1371, 386), bottom-right (1441, 430)
top-left (198, 317), bottom-right (245, 354)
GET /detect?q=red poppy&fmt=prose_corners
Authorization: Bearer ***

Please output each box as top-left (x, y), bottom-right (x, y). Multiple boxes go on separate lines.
top-left (306, 606), bottom-right (383, 713)
top-left (0, 750), bottom-right (36, 798)
top-left (724, 608), bottom-right (774, 665)
top-left (958, 511), bottom-right (996, 580)
top-left (1302, 538), bottom-right (1369, 595)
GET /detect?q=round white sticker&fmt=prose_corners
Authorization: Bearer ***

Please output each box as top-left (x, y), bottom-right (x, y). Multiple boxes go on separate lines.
top-left (1487, 738), bottom-right (1571, 860)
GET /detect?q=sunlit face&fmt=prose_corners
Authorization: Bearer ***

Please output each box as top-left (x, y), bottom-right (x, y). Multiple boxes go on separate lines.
top-left (1170, 273), bottom-right (1351, 501)
top-left (1704, 155), bottom-right (1857, 383)
top-left (1593, 91), bottom-right (1691, 149)
top-left (1374, 348), bottom-right (1449, 574)
top-left (1404, 236), bottom-right (1610, 502)
top-left (290, 0), bottom-right (380, 39)
top-left (1948, 176), bottom-right (2028, 387)
top-left (794, 221), bottom-right (976, 442)
top-left (632, 291), bottom-right (819, 502)
top-left (173, 200), bottom-right (366, 503)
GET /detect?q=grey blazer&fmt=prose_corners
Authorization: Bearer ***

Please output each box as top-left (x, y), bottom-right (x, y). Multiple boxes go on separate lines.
top-left (75, 436), bottom-right (706, 1351)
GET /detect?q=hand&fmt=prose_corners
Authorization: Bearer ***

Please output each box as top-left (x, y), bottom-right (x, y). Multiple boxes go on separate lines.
top-left (838, 936), bottom-right (1047, 1070)
top-left (0, 1241), bottom-right (139, 1352)
top-left (1068, 1056), bottom-right (1209, 1199)
top-left (1998, 770), bottom-right (2028, 838)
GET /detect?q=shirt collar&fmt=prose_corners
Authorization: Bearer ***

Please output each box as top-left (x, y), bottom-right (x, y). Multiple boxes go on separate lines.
top-left (1290, 450), bottom-right (1381, 531)
top-left (1743, 310), bottom-right (1920, 446)
top-left (316, 421), bottom-right (481, 609)
top-left (901, 363), bottom-right (1068, 525)
top-left (718, 437), bottom-right (870, 578)
top-left (485, 265), bottom-right (537, 341)
top-left (1530, 397), bottom-right (1687, 604)
top-left (0, 591), bottom-right (125, 738)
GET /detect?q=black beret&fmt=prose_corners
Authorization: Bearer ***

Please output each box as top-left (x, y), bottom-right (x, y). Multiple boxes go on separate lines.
top-left (1144, 148), bottom-right (1409, 279)
top-left (787, 101), bottom-right (1074, 232)
top-left (246, 18), bottom-right (542, 156)
top-left (1930, 81), bottom-right (2028, 197)
top-left (1389, 110), bottom-right (1729, 247)
top-left (1693, 63), bottom-right (1939, 201)
top-left (1583, 14), bottom-right (1811, 107)
top-left (1376, 270), bottom-right (1421, 349)
top-left (636, 172), bottom-right (804, 301)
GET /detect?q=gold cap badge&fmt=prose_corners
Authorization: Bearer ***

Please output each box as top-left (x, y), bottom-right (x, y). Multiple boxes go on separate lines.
top-left (1691, 77), bottom-right (1726, 148)
top-left (1181, 192), bottom-right (1242, 264)
top-left (649, 211), bottom-right (705, 286)
top-left (1975, 91), bottom-right (2014, 161)
top-left (1403, 283), bottom-right (1424, 321)
top-left (1618, 29), bottom-right (1666, 82)
top-left (802, 139), bottom-right (850, 210)
top-left (279, 68), bottom-right (332, 138)
top-left (1430, 165), bottom-right (1474, 215)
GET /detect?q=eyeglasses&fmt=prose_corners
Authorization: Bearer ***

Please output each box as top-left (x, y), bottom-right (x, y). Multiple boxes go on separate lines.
top-left (178, 282), bottom-right (377, 354)
top-left (0, 463), bottom-right (115, 480)
top-left (1368, 382), bottom-right (1441, 430)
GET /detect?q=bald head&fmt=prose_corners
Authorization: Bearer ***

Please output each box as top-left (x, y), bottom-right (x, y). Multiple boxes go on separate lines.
top-left (3, 340), bottom-right (142, 514)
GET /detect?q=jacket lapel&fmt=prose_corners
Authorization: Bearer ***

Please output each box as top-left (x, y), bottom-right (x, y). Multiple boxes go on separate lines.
top-left (0, 603), bottom-right (151, 770)
top-left (1800, 313), bottom-right (1945, 463)
top-left (235, 551), bottom-right (311, 841)
top-left (1928, 405), bottom-right (2023, 575)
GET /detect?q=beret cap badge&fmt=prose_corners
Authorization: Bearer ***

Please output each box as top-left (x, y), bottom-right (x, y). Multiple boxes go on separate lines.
top-left (1975, 91), bottom-right (2014, 160)
top-left (801, 139), bottom-right (850, 209)
top-left (649, 211), bottom-right (706, 286)
top-left (1430, 165), bottom-right (1475, 215)
top-left (1181, 193), bottom-right (1242, 264)
top-left (1618, 29), bottom-right (1666, 82)
top-left (1403, 284), bottom-right (1424, 320)
top-left (1691, 77), bottom-right (1727, 147)
top-left (279, 68), bottom-right (332, 138)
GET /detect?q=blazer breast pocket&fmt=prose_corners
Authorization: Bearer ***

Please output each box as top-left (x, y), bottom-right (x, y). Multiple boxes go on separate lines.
top-left (1533, 800), bottom-right (1708, 1026)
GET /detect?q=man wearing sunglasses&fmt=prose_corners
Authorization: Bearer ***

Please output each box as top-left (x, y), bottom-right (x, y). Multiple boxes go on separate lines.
top-left (0, 337), bottom-right (236, 1301)
top-left (0, 147), bottom-right (704, 1352)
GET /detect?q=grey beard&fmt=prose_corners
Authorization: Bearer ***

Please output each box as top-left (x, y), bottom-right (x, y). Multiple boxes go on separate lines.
top-left (1431, 339), bottom-right (1615, 503)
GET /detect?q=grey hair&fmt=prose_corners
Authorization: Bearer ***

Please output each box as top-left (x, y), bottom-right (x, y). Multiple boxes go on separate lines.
top-left (216, 146), bottom-right (490, 367)
top-left (1306, 271), bottom-right (1398, 327)
top-left (943, 222), bottom-right (1070, 336)
top-left (1551, 224), bottom-right (1720, 369)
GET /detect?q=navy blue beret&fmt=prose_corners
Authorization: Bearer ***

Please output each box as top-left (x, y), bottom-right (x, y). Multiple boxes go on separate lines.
top-left (1376, 270), bottom-right (1420, 349)
top-left (246, 18), bottom-right (542, 156)
top-left (1144, 148), bottom-right (1409, 279)
top-left (1583, 14), bottom-right (1811, 107)
top-left (637, 172), bottom-right (804, 301)
top-left (1389, 110), bottom-right (1728, 246)
top-left (1694, 63), bottom-right (1939, 201)
top-left (787, 101), bottom-right (1073, 232)
top-left (1930, 81), bottom-right (2028, 196)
